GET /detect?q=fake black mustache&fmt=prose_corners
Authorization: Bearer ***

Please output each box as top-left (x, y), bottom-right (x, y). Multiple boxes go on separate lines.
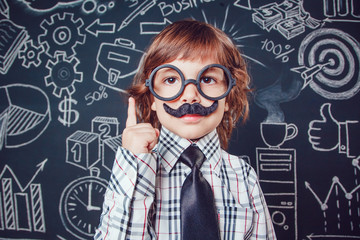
top-left (163, 101), bottom-right (218, 118)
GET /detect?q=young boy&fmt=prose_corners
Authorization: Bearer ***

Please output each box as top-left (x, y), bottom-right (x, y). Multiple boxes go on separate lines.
top-left (95, 19), bottom-right (276, 240)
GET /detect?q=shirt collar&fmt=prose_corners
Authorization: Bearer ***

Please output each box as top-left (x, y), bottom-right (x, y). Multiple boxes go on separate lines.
top-left (157, 126), bottom-right (222, 176)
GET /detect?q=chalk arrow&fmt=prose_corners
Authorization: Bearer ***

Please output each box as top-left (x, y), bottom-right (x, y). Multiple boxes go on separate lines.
top-left (306, 233), bottom-right (315, 240)
top-left (86, 19), bottom-right (115, 37)
top-left (304, 181), bottom-right (328, 210)
top-left (0, 158), bottom-right (47, 192)
top-left (324, 18), bottom-right (360, 23)
top-left (291, 61), bottom-right (332, 89)
top-left (307, 233), bottom-right (360, 239)
top-left (140, 18), bottom-right (172, 35)
top-left (23, 158), bottom-right (48, 191)
top-left (234, 0), bottom-right (252, 10)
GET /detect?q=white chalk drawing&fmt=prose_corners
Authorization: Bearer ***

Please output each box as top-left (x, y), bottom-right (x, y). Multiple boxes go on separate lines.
top-left (200, 5), bottom-right (267, 68)
top-left (85, 19), bottom-right (115, 37)
top-left (93, 38), bottom-right (144, 93)
top-left (125, 0), bottom-right (138, 8)
top-left (66, 116), bottom-right (120, 171)
top-left (66, 130), bottom-right (101, 171)
top-left (252, 0), bottom-right (321, 40)
top-left (353, 157), bottom-right (360, 172)
top-left (96, 2), bottom-right (115, 14)
top-left (308, 103), bottom-right (359, 158)
top-left (102, 135), bottom-right (122, 173)
top-left (261, 122), bottom-right (298, 149)
top-left (308, 103), bottom-right (339, 152)
top-left (62, 116), bottom-right (121, 238)
top-left (291, 28), bottom-right (360, 100)
top-left (38, 12), bottom-right (86, 58)
top-left (234, 0), bottom-right (251, 10)
top-left (43, 47), bottom-right (82, 128)
top-left (261, 38), bottom-right (295, 63)
top-left (59, 167), bottom-right (108, 240)
top-left (307, 102), bottom-right (360, 238)
top-left (0, 19), bottom-right (29, 75)
top-left (62, 115), bottom-right (121, 239)
top-left (81, 0), bottom-right (115, 15)
top-left (308, 103), bottom-right (340, 152)
top-left (20, 0), bottom-right (82, 12)
top-left (91, 116), bottom-right (119, 147)
top-left (0, 159), bottom-right (47, 233)
top-left (57, 235), bottom-right (68, 240)
top-left (81, 0), bottom-right (97, 14)
top-left (45, 53), bottom-right (83, 98)
top-left (291, 62), bottom-right (333, 90)
top-left (18, 39), bottom-right (45, 69)
top-left (58, 95), bottom-right (80, 127)
top-left (0, 84), bottom-right (51, 150)
top-left (305, 174), bottom-right (360, 237)
top-left (0, 0), bottom-right (9, 19)
top-left (140, 18), bottom-right (172, 35)
top-left (306, 234), bottom-right (360, 240)
top-left (158, 0), bottom-right (214, 17)
top-left (118, 0), bottom-right (157, 31)
top-left (85, 86), bottom-right (108, 106)
top-left (323, 0), bottom-right (360, 21)
top-left (305, 176), bottom-right (360, 211)
top-left (256, 121), bottom-right (298, 239)
top-left (0, 111), bottom-right (5, 150)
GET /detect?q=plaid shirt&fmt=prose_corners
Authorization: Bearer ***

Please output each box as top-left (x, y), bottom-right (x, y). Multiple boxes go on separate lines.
top-left (95, 127), bottom-right (276, 240)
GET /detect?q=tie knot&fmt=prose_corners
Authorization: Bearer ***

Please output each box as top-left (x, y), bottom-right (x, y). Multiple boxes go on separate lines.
top-left (179, 145), bottom-right (205, 169)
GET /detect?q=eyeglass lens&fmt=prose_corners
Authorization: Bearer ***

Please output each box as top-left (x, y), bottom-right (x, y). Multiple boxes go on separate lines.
top-left (151, 66), bottom-right (230, 100)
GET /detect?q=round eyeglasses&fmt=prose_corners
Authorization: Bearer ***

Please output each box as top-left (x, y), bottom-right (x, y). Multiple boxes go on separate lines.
top-left (145, 64), bottom-right (236, 101)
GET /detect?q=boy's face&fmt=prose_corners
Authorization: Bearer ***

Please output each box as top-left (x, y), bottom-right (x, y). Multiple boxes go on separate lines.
top-left (150, 57), bottom-right (229, 140)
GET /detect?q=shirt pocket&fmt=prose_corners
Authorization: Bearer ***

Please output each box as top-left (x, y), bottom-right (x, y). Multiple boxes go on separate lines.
top-left (218, 205), bottom-right (255, 239)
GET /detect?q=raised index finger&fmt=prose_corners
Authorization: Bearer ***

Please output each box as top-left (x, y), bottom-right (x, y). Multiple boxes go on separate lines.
top-left (126, 97), bottom-right (137, 127)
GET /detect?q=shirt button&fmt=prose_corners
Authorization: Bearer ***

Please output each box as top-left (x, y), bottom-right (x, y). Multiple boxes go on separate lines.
top-left (341, 145), bottom-right (346, 151)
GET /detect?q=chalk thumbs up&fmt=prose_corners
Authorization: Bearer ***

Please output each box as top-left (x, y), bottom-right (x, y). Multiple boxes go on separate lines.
top-left (308, 103), bottom-right (339, 151)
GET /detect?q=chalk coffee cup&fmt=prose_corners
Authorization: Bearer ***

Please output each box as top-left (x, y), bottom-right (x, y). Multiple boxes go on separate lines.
top-left (261, 122), bottom-right (298, 148)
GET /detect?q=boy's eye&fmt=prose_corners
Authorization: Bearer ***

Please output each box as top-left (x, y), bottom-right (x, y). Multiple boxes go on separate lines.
top-left (164, 77), bottom-right (179, 85)
top-left (200, 77), bottom-right (215, 84)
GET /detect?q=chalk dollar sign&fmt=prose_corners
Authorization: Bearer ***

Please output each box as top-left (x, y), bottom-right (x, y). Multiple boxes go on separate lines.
top-left (58, 96), bottom-right (79, 127)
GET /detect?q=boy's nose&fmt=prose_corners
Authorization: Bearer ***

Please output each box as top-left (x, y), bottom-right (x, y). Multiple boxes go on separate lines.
top-left (180, 82), bottom-right (200, 104)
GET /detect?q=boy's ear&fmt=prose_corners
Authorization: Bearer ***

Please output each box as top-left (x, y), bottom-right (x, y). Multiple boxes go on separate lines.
top-left (225, 101), bottom-right (229, 112)
top-left (151, 101), bottom-right (157, 111)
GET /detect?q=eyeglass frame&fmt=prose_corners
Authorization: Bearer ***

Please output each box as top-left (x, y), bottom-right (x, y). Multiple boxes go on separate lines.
top-left (145, 63), bottom-right (236, 101)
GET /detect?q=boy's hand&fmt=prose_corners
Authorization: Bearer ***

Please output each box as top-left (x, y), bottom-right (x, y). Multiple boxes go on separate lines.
top-left (122, 97), bottom-right (160, 154)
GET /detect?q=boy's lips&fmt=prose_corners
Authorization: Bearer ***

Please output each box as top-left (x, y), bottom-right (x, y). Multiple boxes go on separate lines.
top-left (180, 114), bottom-right (203, 122)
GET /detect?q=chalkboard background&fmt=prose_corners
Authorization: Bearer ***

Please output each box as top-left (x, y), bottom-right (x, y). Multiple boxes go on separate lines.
top-left (0, 0), bottom-right (359, 239)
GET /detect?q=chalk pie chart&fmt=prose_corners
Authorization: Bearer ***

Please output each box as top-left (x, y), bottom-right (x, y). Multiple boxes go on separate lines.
top-left (0, 84), bottom-right (51, 149)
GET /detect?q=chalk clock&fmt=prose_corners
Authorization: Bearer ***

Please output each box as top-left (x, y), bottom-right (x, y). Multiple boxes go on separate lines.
top-left (59, 173), bottom-right (108, 239)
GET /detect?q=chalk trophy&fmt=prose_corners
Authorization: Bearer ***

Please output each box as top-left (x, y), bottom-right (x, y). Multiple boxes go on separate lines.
top-left (261, 122), bottom-right (298, 148)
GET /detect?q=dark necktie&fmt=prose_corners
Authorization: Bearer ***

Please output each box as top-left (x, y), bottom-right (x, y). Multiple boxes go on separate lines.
top-left (179, 145), bottom-right (221, 240)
